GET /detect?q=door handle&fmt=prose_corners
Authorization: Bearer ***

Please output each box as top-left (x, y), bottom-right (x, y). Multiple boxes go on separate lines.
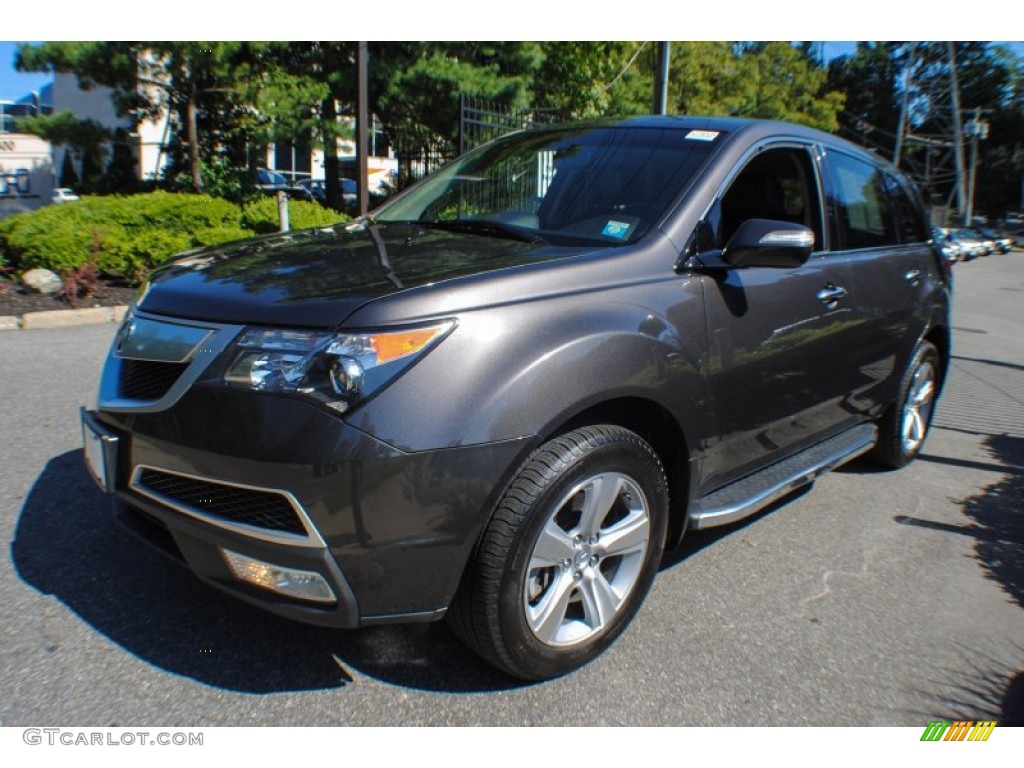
top-left (905, 269), bottom-right (922, 285)
top-left (816, 284), bottom-right (848, 307)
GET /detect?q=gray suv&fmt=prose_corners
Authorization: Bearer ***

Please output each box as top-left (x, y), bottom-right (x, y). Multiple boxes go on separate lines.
top-left (82, 116), bottom-right (950, 680)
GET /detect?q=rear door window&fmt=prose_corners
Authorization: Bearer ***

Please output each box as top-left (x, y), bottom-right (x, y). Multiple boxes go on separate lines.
top-left (825, 151), bottom-right (898, 250)
top-left (885, 173), bottom-right (928, 244)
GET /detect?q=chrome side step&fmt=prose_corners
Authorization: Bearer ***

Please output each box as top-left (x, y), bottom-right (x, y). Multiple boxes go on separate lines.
top-left (690, 423), bottom-right (878, 530)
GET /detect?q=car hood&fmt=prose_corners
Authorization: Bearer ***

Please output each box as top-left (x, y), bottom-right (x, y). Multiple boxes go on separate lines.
top-left (137, 222), bottom-right (588, 327)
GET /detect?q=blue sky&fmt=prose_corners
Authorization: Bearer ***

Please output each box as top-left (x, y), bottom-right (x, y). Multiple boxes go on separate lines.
top-left (0, 42), bottom-right (48, 102)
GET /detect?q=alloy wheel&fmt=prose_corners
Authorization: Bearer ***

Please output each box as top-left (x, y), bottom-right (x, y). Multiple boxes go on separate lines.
top-left (523, 472), bottom-right (650, 647)
top-left (901, 360), bottom-right (936, 454)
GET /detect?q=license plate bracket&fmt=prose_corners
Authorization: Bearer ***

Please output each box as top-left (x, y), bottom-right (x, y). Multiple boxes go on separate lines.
top-left (81, 408), bottom-right (119, 494)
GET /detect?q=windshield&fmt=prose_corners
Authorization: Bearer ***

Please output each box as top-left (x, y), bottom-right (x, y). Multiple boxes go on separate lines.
top-left (376, 124), bottom-right (723, 246)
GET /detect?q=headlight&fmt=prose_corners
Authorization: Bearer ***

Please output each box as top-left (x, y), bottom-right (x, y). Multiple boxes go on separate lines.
top-left (224, 321), bottom-right (454, 411)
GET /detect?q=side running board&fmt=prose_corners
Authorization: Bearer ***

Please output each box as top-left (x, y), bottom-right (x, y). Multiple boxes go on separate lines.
top-left (690, 423), bottom-right (878, 530)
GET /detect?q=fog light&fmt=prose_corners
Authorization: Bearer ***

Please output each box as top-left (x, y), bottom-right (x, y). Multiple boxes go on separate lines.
top-left (221, 549), bottom-right (336, 604)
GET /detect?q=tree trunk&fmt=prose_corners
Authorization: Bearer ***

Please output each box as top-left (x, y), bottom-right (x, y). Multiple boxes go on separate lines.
top-left (187, 87), bottom-right (202, 193)
top-left (322, 96), bottom-right (341, 211)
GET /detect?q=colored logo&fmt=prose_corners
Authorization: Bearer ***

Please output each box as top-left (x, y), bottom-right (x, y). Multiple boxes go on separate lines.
top-left (601, 220), bottom-right (630, 239)
top-left (920, 720), bottom-right (996, 741)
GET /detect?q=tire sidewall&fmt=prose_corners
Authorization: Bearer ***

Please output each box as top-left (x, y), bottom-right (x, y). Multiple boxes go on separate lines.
top-left (895, 341), bottom-right (941, 463)
top-left (496, 435), bottom-right (668, 679)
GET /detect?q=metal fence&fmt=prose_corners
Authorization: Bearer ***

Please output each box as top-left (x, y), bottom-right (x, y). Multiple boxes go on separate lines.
top-left (458, 96), bottom-right (560, 155)
top-left (394, 136), bottom-right (455, 191)
top-left (394, 96), bottom-right (561, 190)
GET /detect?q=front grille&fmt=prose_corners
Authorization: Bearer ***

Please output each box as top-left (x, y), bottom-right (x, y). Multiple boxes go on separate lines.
top-left (135, 468), bottom-right (306, 536)
top-left (119, 359), bottom-right (189, 400)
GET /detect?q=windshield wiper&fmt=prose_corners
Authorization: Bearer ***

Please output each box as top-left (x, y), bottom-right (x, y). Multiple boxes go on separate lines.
top-left (416, 219), bottom-right (547, 244)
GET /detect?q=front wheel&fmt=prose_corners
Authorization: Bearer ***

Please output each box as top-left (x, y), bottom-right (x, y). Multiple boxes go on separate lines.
top-left (871, 340), bottom-right (941, 468)
top-left (447, 425), bottom-right (668, 681)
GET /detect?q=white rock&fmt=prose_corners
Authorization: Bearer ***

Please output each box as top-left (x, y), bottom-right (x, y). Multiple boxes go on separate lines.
top-left (21, 268), bottom-right (64, 295)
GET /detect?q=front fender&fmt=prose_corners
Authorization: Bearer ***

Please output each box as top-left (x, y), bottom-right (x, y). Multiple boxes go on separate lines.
top-left (345, 280), bottom-right (711, 454)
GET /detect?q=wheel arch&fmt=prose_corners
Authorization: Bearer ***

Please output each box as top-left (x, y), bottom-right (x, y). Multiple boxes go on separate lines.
top-left (923, 322), bottom-right (950, 395)
top-left (548, 396), bottom-right (694, 551)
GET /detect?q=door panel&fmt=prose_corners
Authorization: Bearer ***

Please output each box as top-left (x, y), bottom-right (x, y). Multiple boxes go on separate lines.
top-left (699, 255), bottom-right (860, 493)
top-left (819, 153), bottom-right (934, 418)
top-left (842, 245), bottom-right (934, 414)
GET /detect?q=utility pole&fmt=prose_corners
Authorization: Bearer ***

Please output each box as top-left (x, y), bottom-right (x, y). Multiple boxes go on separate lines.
top-left (948, 42), bottom-right (968, 225)
top-left (357, 41), bottom-right (369, 217)
top-left (965, 106), bottom-right (990, 226)
top-left (652, 42), bottom-right (670, 115)
top-left (893, 49), bottom-right (914, 168)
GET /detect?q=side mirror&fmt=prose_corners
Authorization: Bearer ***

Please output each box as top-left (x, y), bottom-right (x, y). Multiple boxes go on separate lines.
top-left (723, 219), bottom-right (814, 268)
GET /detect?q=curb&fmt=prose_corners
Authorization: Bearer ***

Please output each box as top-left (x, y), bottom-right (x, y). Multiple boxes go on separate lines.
top-left (1, 305), bottom-right (129, 331)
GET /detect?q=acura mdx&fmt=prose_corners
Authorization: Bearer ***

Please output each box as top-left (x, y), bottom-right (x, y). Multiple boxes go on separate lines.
top-left (82, 116), bottom-right (950, 680)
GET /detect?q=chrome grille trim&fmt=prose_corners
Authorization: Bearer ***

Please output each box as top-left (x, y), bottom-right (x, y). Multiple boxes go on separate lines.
top-left (129, 464), bottom-right (327, 549)
top-left (98, 310), bottom-right (244, 414)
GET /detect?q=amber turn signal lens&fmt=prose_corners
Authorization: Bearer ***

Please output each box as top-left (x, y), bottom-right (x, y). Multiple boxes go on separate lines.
top-left (370, 327), bottom-right (446, 364)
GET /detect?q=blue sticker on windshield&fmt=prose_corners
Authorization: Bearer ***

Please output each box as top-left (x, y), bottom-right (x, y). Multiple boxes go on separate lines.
top-left (602, 220), bottom-right (631, 239)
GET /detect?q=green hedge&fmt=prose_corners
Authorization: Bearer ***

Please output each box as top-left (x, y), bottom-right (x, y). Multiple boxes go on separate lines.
top-left (241, 197), bottom-right (348, 234)
top-left (0, 191), bottom-right (348, 283)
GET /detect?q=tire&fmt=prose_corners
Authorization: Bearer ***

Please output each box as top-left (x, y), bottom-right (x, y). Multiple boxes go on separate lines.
top-left (448, 425), bottom-right (669, 681)
top-left (871, 340), bottom-right (941, 468)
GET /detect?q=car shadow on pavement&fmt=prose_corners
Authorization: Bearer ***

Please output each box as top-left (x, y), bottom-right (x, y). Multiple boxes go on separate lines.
top-left (951, 354), bottom-right (1024, 374)
top-left (11, 450), bottom-right (528, 695)
top-left (659, 484), bottom-right (813, 571)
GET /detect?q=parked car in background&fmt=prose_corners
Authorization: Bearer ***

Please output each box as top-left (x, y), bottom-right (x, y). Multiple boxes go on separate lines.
top-left (51, 187), bottom-right (79, 204)
top-left (932, 227), bottom-right (961, 264)
top-left (296, 178), bottom-right (325, 203)
top-left (81, 116), bottom-right (951, 681)
top-left (973, 227), bottom-right (1012, 254)
top-left (255, 168), bottom-right (314, 202)
top-left (296, 178), bottom-right (357, 208)
top-left (949, 229), bottom-right (989, 260)
top-left (966, 228), bottom-right (999, 256)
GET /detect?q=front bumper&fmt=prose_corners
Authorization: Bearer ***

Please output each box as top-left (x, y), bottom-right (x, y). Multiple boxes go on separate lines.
top-left (84, 390), bottom-right (528, 628)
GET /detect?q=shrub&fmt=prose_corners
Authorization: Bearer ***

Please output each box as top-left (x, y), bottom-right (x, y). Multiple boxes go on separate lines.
top-left (0, 192), bottom-right (250, 283)
top-left (0, 191), bottom-right (347, 284)
top-left (115, 230), bottom-right (194, 282)
top-left (2, 212), bottom-right (105, 273)
top-left (242, 196), bottom-right (349, 234)
top-left (133, 192), bottom-right (241, 234)
top-left (194, 226), bottom-right (257, 247)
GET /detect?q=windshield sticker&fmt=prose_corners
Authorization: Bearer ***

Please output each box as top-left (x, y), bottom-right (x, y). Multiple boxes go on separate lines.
top-left (685, 130), bottom-right (720, 142)
top-left (602, 220), bottom-right (631, 239)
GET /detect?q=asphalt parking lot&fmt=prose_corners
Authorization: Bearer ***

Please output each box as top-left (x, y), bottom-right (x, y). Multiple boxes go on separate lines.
top-left (2, 253), bottom-right (1022, 726)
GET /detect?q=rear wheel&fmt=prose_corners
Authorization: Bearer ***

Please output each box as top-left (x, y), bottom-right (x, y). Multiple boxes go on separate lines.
top-left (871, 341), bottom-right (940, 468)
top-left (448, 425), bottom-right (668, 681)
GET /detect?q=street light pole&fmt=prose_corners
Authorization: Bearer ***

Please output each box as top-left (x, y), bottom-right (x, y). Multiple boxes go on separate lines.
top-left (652, 42), bottom-right (670, 116)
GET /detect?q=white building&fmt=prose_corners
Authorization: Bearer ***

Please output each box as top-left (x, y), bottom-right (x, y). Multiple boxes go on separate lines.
top-left (265, 115), bottom-right (397, 192)
top-left (51, 72), bottom-right (171, 182)
top-left (0, 133), bottom-right (53, 218)
top-left (8, 62), bottom-right (397, 197)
